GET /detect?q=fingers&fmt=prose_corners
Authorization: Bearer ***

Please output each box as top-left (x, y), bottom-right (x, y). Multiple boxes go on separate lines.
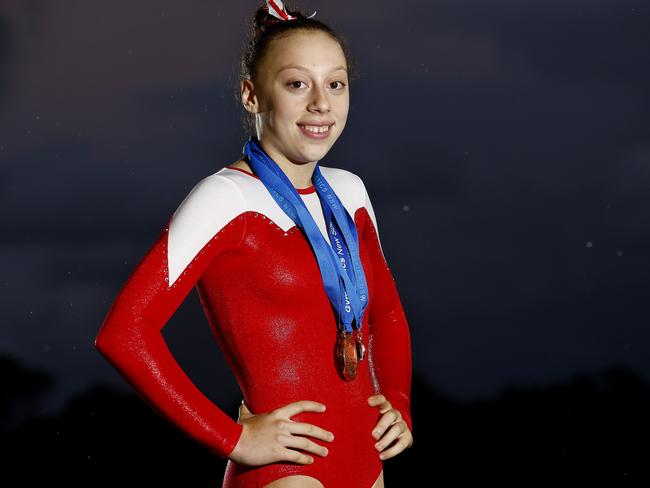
top-left (370, 406), bottom-right (400, 440)
top-left (268, 400), bottom-right (332, 465)
top-left (278, 432), bottom-right (330, 460)
top-left (377, 431), bottom-right (411, 460)
top-left (368, 394), bottom-right (393, 417)
top-left (368, 399), bottom-right (413, 460)
top-left (374, 421), bottom-right (405, 456)
top-left (276, 400), bottom-right (327, 419)
top-left (368, 394), bottom-right (386, 407)
top-left (289, 419), bottom-right (335, 443)
top-left (279, 446), bottom-right (316, 465)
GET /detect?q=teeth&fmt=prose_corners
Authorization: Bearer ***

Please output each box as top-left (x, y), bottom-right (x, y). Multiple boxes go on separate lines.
top-left (299, 124), bottom-right (330, 133)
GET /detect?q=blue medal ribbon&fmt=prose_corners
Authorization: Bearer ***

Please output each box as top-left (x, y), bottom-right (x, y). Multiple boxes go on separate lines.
top-left (242, 136), bottom-right (368, 334)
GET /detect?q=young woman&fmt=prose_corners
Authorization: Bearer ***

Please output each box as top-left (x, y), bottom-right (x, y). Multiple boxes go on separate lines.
top-left (95, 2), bottom-right (413, 487)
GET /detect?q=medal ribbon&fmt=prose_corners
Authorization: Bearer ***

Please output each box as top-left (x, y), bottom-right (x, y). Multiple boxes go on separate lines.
top-left (242, 136), bottom-right (368, 333)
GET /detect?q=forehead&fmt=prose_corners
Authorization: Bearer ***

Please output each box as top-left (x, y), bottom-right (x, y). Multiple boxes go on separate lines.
top-left (264, 30), bottom-right (347, 73)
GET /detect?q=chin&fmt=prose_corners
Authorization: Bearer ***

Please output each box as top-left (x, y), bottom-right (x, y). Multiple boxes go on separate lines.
top-left (292, 142), bottom-right (329, 159)
top-left (302, 147), bottom-right (330, 162)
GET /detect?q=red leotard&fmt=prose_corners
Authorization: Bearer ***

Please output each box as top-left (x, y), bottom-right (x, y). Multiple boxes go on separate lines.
top-left (95, 164), bottom-right (413, 487)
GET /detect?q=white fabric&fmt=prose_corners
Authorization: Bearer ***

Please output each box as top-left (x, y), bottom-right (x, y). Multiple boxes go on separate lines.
top-left (166, 165), bottom-right (379, 286)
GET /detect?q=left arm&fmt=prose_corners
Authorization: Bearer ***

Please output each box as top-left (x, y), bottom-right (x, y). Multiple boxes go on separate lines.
top-left (358, 177), bottom-right (413, 433)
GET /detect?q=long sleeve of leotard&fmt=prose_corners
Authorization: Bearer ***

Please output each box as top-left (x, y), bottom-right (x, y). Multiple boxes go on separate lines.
top-left (359, 178), bottom-right (414, 433)
top-left (94, 175), bottom-right (247, 459)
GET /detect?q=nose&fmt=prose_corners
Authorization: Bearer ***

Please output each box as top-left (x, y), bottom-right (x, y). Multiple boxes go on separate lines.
top-left (308, 85), bottom-right (331, 113)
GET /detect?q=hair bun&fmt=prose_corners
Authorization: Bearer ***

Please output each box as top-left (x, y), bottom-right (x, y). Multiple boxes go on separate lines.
top-left (253, 9), bottom-right (274, 30)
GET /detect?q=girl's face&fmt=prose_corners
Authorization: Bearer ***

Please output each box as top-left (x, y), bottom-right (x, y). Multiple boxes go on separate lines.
top-left (244, 29), bottom-right (350, 165)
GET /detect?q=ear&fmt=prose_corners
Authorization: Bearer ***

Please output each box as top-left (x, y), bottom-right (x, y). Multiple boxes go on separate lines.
top-left (241, 78), bottom-right (260, 114)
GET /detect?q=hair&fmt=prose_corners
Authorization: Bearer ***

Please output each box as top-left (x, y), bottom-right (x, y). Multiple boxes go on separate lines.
top-left (235, 2), bottom-right (359, 136)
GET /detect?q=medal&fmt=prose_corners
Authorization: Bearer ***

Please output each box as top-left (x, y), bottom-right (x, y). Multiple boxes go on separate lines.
top-left (336, 323), bottom-right (366, 381)
top-left (336, 329), bottom-right (358, 381)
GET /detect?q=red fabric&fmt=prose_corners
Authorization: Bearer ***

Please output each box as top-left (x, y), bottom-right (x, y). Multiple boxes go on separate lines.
top-left (95, 172), bottom-right (412, 487)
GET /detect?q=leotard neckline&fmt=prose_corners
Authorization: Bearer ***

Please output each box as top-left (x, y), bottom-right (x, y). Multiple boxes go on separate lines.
top-left (226, 165), bottom-right (317, 195)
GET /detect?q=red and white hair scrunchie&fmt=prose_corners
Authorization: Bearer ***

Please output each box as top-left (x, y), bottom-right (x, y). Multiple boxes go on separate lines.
top-left (263, 0), bottom-right (316, 22)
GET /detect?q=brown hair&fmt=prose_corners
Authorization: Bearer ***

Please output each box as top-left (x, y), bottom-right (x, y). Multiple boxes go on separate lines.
top-left (235, 3), bottom-right (359, 136)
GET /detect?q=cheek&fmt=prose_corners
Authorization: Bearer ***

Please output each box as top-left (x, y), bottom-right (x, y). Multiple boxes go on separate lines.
top-left (334, 100), bottom-right (349, 123)
top-left (334, 92), bottom-right (349, 112)
top-left (271, 99), bottom-right (302, 125)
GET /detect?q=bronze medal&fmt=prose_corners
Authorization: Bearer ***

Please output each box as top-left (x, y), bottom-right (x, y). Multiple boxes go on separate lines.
top-left (336, 329), bottom-right (358, 381)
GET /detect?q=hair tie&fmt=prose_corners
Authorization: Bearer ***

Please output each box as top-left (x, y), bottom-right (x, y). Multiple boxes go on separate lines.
top-left (263, 0), bottom-right (317, 22)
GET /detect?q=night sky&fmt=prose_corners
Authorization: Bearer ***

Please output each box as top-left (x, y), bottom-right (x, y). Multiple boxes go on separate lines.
top-left (1, 0), bottom-right (650, 478)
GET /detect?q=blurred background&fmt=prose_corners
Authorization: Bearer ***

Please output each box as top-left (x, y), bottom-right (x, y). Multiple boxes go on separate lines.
top-left (1, 0), bottom-right (649, 484)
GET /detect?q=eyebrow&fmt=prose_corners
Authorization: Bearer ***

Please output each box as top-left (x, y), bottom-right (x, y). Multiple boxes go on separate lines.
top-left (277, 64), bottom-right (348, 74)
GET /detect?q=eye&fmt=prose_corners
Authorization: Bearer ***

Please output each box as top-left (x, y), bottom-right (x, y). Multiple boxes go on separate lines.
top-left (330, 81), bottom-right (347, 90)
top-left (287, 80), bottom-right (306, 89)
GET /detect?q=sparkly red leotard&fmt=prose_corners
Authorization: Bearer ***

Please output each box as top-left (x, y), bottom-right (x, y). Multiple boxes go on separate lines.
top-left (95, 164), bottom-right (413, 487)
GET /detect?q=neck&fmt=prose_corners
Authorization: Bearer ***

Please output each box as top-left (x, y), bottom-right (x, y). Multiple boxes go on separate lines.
top-left (259, 138), bottom-right (316, 190)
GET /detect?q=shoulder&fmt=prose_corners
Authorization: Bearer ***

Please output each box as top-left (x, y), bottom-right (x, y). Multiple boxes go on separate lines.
top-left (319, 165), bottom-right (378, 233)
top-left (170, 171), bottom-right (246, 229)
top-left (166, 171), bottom-right (247, 285)
top-left (319, 165), bottom-right (366, 209)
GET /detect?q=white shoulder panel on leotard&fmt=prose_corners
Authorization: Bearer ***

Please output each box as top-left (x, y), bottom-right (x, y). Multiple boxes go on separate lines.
top-left (167, 174), bottom-right (246, 286)
top-left (218, 165), bottom-right (370, 228)
top-left (167, 165), bottom-right (380, 286)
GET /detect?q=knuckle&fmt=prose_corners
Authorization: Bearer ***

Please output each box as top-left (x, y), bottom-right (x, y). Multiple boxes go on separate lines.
top-left (395, 438), bottom-right (408, 449)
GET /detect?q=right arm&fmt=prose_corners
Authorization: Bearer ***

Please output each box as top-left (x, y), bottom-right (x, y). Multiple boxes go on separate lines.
top-left (94, 174), bottom-right (247, 459)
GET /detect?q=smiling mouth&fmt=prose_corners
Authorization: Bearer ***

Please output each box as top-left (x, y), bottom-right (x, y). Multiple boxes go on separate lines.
top-left (297, 123), bottom-right (334, 134)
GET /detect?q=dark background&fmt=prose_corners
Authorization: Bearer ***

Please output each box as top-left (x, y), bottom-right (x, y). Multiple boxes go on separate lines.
top-left (1, 0), bottom-right (649, 484)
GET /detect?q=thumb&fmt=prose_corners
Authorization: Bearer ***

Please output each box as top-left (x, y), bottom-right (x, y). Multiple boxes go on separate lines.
top-left (238, 400), bottom-right (255, 422)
